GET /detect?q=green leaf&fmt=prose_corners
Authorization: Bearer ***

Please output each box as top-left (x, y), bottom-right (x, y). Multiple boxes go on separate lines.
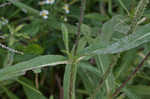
top-left (7, 0), bottom-right (39, 15)
top-left (81, 24), bottom-right (94, 44)
top-left (78, 62), bottom-right (101, 76)
top-left (81, 24), bottom-right (91, 36)
top-left (15, 24), bottom-right (24, 32)
top-left (23, 44), bottom-right (44, 55)
top-left (18, 78), bottom-right (46, 99)
top-left (101, 15), bottom-right (125, 44)
top-left (1, 86), bottom-right (19, 99)
top-left (0, 55), bottom-right (67, 81)
top-left (85, 13), bottom-right (109, 22)
top-left (95, 55), bottom-right (114, 93)
top-left (128, 85), bottom-right (150, 95)
top-left (61, 23), bottom-right (69, 51)
top-left (84, 23), bottom-right (150, 55)
top-left (123, 87), bottom-right (141, 99)
top-left (78, 63), bottom-right (103, 98)
top-left (115, 49), bottom-right (137, 79)
top-left (114, 21), bottom-right (130, 34)
top-left (92, 15), bottom-right (119, 97)
top-left (49, 95), bottom-right (54, 99)
top-left (32, 68), bottom-right (41, 74)
top-left (78, 65), bottom-right (98, 93)
top-left (22, 19), bottom-right (41, 37)
top-left (78, 62), bottom-right (101, 94)
top-left (77, 37), bottom-right (87, 54)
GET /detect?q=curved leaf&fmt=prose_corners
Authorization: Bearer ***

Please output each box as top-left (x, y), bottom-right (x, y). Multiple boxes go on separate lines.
top-left (7, 0), bottom-right (39, 15)
top-left (0, 55), bottom-right (67, 81)
top-left (83, 23), bottom-right (150, 55)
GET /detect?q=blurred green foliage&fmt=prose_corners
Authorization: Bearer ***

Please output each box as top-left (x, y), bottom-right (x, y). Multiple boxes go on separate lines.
top-left (0, 0), bottom-right (150, 99)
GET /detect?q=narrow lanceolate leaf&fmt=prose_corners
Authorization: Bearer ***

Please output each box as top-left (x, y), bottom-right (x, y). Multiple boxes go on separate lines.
top-left (7, 0), bottom-right (39, 15)
top-left (123, 87), bottom-right (141, 99)
top-left (127, 85), bottom-right (150, 96)
top-left (18, 77), bottom-right (46, 99)
top-left (2, 86), bottom-right (19, 99)
top-left (94, 15), bottom-right (120, 94)
top-left (83, 23), bottom-right (150, 55)
top-left (61, 23), bottom-right (69, 51)
top-left (78, 62), bottom-right (100, 93)
top-left (0, 55), bottom-right (67, 81)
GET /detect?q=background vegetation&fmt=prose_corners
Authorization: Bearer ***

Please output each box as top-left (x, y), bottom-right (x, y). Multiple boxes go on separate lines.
top-left (0, 0), bottom-right (150, 99)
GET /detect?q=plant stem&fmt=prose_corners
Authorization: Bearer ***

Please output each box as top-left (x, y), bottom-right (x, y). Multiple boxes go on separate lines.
top-left (99, 1), bottom-right (106, 15)
top-left (68, 0), bottom-right (86, 98)
top-left (108, 0), bottom-right (113, 15)
top-left (55, 74), bottom-right (64, 99)
top-left (69, 63), bottom-right (77, 99)
top-left (35, 73), bottom-right (39, 89)
top-left (74, 0), bottom-right (86, 55)
top-left (112, 51), bottom-right (150, 97)
top-left (118, 0), bottom-right (130, 16)
top-left (3, 28), bottom-right (15, 67)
